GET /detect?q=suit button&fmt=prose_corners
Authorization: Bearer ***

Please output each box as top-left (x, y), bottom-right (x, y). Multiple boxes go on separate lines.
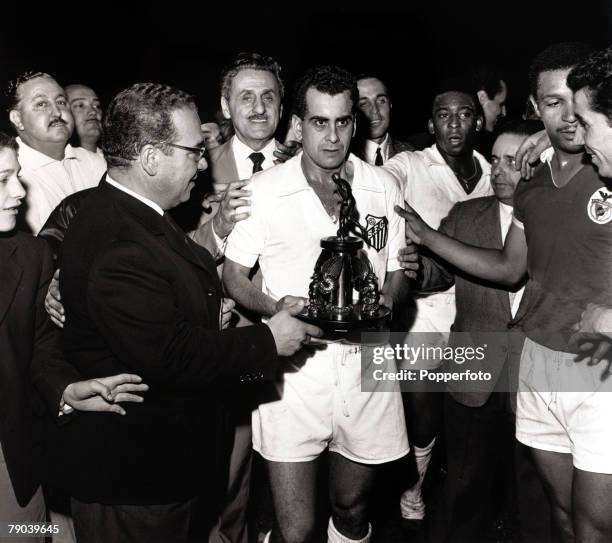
top-left (500, 346), bottom-right (508, 353)
top-left (207, 289), bottom-right (214, 297)
top-left (506, 323), bottom-right (514, 329)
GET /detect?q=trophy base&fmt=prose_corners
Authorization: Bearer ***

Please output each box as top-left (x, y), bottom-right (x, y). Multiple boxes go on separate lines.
top-left (297, 306), bottom-right (391, 342)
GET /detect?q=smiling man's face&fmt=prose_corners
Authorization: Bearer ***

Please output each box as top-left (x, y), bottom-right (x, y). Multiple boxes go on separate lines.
top-left (11, 75), bottom-right (74, 150)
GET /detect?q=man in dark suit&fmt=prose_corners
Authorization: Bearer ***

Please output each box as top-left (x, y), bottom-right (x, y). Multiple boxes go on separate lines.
top-left (400, 120), bottom-right (550, 542)
top-left (55, 83), bottom-right (319, 543)
top-left (0, 131), bottom-right (148, 540)
top-left (353, 75), bottom-right (413, 165)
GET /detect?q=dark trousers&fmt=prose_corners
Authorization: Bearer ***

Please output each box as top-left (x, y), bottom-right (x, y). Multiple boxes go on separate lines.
top-left (430, 392), bottom-right (551, 543)
top-left (71, 496), bottom-right (214, 543)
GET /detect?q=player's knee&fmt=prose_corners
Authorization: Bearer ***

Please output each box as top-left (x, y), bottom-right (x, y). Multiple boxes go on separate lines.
top-left (575, 505), bottom-right (612, 541)
top-left (275, 518), bottom-right (317, 543)
top-left (550, 504), bottom-right (573, 539)
top-left (330, 502), bottom-right (368, 536)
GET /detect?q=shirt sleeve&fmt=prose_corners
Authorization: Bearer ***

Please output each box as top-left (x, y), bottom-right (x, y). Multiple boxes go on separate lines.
top-left (225, 182), bottom-right (266, 269)
top-left (383, 152), bottom-right (413, 196)
top-left (385, 174), bottom-right (405, 272)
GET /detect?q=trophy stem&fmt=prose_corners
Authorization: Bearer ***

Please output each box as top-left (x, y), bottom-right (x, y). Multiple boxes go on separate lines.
top-left (331, 251), bottom-right (353, 316)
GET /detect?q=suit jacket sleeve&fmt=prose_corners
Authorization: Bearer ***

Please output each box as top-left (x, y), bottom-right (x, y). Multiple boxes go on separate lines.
top-left (29, 240), bottom-right (81, 415)
top-left (38, 188), bottom-right (96, 266)
top-left (419, 204), bottom-right (459, 293)
top-left (87, 240), bottom-right (279, 389)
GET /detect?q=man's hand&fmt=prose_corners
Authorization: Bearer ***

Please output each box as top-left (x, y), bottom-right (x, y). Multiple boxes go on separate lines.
top-left (61, 374), bottom-right (149, 416)
top-left (201, 122), bottom-right (222, 149)
top-left (514, 129), bottom-right (549, 179)
top-left (568, 304), bottom-right (612, 377)
top-left (212, 180), bottom-right (251, 239)
top-left (220, 297), bottom-right (236, 329)
top-left (398, 239), bottom-right (419, 279)
top-left (45, 269), bottom-right (65, 328)
top-left (275, 295), bottom-right (308, 315)
top-left (394, 202), bottom-right (432, 245)
top-left (575, 303), bottom-right (612, 336)
top-left (273, 140), bottom-right (301, 164)
top-left (267, 304), bottom-right (323, 357)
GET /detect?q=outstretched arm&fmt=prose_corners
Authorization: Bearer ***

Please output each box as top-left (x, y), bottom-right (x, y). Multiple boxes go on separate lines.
top-left (395, 203), bottom-right (527, 287)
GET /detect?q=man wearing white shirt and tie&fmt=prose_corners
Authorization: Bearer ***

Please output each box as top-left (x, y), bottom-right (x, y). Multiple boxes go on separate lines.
top-left (354, 75), bottom-right (413, 165)
top-left (198, 52), bottom-right (286, 543)
top-left (194, 52), bottom-right (286, 246)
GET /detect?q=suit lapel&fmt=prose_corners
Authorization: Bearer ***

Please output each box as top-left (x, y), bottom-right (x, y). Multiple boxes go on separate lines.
top-left (101, 180), bottom-right (219, 283)
top-left (0, 239), bottom-right (22, 326)
top-left (161, 215), bottom-right (219, 283)
top-left (211, 140), bottom-right (239, 183)
top-left (476, 199), bottom-right (511, 315)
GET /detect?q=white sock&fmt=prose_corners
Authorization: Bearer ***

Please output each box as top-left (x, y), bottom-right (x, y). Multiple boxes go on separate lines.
top-left (327, 517), bottom-right (372, 543)
top-left (400, 437), bottom-right (436, 519)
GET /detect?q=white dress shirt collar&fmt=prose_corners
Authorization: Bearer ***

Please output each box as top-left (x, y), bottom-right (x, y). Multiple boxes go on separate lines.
top-left (231, 136), bottom-right (276, 179)
top-left (364, 133), bottom-right (389, 165)
top-left (16, 137), bottom-right (77, 170)
top-left (105, 175), bottom-right (164, 216)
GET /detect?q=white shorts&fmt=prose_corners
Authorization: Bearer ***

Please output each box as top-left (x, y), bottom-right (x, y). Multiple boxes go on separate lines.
top-left (515, 337), bottom-right (612, 474)
top-left (252, 342), bottom-right (409, 463)
top-left (398, 292), bottom-right (455, 371)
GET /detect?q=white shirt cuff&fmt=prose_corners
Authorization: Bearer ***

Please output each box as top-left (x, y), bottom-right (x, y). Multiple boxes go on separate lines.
top-left (211, 221), bottom-right (228, 255)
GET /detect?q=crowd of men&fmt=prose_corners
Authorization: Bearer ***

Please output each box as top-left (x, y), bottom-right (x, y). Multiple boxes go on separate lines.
top-left (1, 41), bottom-right (612, 543)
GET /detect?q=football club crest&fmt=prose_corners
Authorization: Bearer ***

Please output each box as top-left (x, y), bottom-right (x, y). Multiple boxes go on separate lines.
top-left (587, 188), bottom-right (612, 224)
top-left (365, 215), bottom-right (388, 251)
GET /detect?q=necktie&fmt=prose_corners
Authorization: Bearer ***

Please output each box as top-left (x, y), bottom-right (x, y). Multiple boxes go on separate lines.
top-left (375, 147), bottom-right (384, 166)
top-left (249, 152), bottom-right (265, 173)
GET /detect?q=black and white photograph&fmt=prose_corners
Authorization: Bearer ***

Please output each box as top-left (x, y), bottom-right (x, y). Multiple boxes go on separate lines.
top-left (1, 1), bottom-right (612, 542)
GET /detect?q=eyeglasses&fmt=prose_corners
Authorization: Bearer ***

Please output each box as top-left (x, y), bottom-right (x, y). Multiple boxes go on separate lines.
top-left (164, 142), bottom-right (206, 161)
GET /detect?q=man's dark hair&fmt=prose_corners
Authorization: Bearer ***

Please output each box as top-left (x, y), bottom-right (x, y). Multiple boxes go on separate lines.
top-left (567, 46), bottom-right (612, 122)
top-left (102, 83), bottom-right (196, 169)
top-left (470, 64), bottom-right (504, 100)
top-left (292, 65), bottom-right (358, 119)
top-left (356, 74), bottom-right (390, 95)
top-left (0, 131), bottom-right (18, 152)
top-left (220, 52), bottom-right (284, 101)
top-left (528, 42), bottom-right (593, 99)
top-left (5, 71), bottom-right (53, 112)
top-left (494, 119), bottom-right (544, 140)
top-left (431, 76), bottom-right (481, 116)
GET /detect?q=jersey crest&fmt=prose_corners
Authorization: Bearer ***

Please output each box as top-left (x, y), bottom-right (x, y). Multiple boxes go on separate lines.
top-left (587, 188), bottom-right (612, 224)
top-left (364, 215), bottom-right (388, 252)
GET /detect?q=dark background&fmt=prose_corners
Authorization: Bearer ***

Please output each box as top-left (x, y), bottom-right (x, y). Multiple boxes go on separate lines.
top-left (1, 0), bottom-right (610, 138)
